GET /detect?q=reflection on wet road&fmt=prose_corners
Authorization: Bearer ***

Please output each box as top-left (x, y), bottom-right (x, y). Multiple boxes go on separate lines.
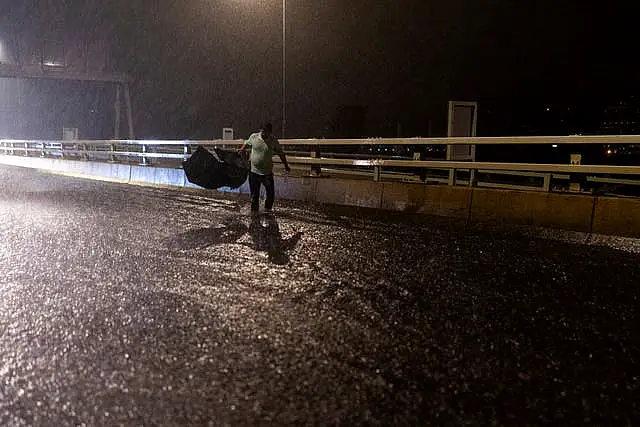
top-left (0, 165), bottom-right (639, 425)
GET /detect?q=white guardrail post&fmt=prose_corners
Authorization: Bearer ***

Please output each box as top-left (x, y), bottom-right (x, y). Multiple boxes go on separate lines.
top-left (543, 174), bottom-right (552, 192)
top-left (469, 168), bottom-right (477, 187)
top-left (183, 142), bottom-right (189, 161)
top-left (141, 143), bottom-right (148, 166)
top-left (448, 168), bottom-right (456, 186)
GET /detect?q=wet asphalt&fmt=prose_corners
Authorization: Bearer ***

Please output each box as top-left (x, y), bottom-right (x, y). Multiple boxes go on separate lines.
top-left (0, 165), bottom-right (638, 426)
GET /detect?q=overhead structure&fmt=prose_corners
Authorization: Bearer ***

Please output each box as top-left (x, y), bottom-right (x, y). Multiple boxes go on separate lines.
top-left (0, 32), bottom-right (133, 139)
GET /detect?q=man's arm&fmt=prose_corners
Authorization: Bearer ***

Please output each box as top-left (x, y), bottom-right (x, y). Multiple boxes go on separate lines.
top-left (239, 134), bottom-right (253, 152)
top-left (273, 139), bottom-right (290, 172)
top-left (279, 153), bottom-right (291, 172)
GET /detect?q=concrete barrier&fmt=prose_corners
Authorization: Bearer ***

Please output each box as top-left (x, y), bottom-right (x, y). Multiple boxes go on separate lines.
top-left (315, 179), bottom-right (383, 208)
top-left (81, 161), bottom-right (132, 182)
top-left (161, 168), bottom-right (186, 187)
top-left (534, 193), bottom-right (595, 232)
top-left (276, 176), bottom-right (317, 202)
top-left (471, 188), bottom-right (594, 232)
top-left (343, 180), bottom-right (383, 208)
top-left (0, 154), bottom-right (54, 170)
top-left (592, 196), bottom-right (640, 238)
top-left (380, 183), bottom-right (473, 219)
top-left (0, 156), bottom-right (133, 182)
top-left (314, 179), bottom-right (350, 206)
top-left (421, 185), bottom-right (473, 219)
top-left (4, 155), bottom-right (640, 238)
top-left (380, 182), bottom-right (426, 213)
top-left (130, 165), bottom-right (158, 185)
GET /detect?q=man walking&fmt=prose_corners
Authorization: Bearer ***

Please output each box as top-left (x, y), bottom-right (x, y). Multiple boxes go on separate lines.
top-left (240, 122), bottom-right (291, 213)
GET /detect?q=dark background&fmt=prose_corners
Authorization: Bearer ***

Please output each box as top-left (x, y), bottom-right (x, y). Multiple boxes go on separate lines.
top-left (0, 0), bottom-right (638, 140)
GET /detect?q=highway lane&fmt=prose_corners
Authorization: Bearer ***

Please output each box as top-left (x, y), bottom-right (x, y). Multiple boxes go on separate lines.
top-left (0, 165), bottom-right (638, 426)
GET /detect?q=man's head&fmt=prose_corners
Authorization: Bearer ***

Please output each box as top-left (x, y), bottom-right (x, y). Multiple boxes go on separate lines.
top-left (260, 122), bottom-right (273, 139)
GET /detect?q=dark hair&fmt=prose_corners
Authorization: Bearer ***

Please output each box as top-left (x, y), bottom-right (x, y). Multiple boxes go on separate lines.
top-left (261, 122), bottom-right (273, 132)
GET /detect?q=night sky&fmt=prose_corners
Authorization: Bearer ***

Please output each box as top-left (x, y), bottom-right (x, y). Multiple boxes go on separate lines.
top-left (1, 0), bottom-right (638, 139)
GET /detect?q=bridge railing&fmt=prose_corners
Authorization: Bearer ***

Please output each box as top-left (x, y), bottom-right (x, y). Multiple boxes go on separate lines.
top-left (2, 136), bottom-right (640, 194)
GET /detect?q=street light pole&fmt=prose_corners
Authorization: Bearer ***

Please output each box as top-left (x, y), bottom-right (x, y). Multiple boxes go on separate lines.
top-left (282, 0), bottom-right (286, 139)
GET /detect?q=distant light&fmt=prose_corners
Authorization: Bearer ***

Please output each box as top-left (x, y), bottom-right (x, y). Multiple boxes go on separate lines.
top-left (546, 107), bottom-right (551, 112)
top-left (606, 149), bottom-right (613, 155)
top-left (43, 61), bottom-right (64, 67)
top-left (552, 144), bottom-right (558, 148)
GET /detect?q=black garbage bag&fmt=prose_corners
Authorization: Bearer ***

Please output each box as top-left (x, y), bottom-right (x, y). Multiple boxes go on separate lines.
top-left (183, 146), bottom-right (249, 189)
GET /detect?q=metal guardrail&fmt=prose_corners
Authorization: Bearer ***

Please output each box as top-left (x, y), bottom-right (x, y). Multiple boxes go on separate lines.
top-left (2, 136), bottom-right (640, 194)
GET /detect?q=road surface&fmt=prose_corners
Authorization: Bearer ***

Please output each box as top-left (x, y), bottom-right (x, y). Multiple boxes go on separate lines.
top-left (0, 165), bottom-right (638, 426)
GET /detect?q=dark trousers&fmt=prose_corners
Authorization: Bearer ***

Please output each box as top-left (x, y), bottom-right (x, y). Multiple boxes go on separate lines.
top-left (249, 172), bottom-right (275, 211)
